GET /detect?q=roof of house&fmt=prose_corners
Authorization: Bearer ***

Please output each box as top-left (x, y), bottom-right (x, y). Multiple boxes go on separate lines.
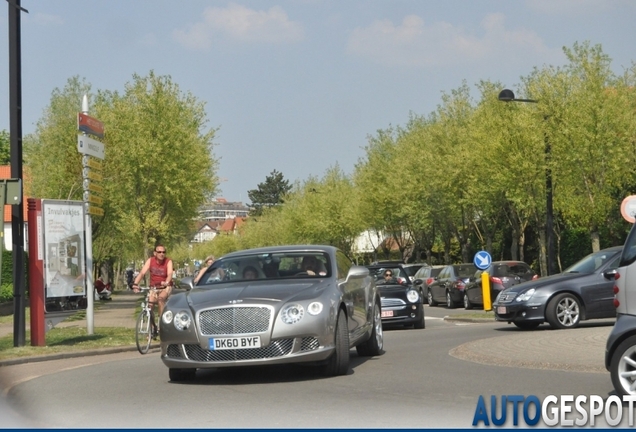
top-left (218, 217), bottom-right (247, 233)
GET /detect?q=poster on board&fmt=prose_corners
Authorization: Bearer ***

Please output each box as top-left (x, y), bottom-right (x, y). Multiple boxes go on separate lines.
top-left (42, 200), bottom-right (86, 298)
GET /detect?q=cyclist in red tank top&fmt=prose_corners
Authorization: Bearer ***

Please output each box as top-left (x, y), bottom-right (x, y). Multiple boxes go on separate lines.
top-left (132, 243), bottom-right (174, 323)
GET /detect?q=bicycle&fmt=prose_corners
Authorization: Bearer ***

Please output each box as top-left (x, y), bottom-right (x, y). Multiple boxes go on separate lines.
top-left (135, 286), bottom-right (161, 354)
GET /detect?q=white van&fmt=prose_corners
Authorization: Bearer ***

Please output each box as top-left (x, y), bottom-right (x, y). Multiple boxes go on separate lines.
top-left (605, 225), bottom-right (636, 395)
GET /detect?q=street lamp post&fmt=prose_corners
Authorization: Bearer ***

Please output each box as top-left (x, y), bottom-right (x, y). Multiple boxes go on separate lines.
top-left (498, 89), bottom-right (555, 276)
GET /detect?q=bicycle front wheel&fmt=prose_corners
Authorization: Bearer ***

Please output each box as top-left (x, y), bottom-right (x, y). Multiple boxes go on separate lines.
top-left (136, 310), bottom-right (152, 354)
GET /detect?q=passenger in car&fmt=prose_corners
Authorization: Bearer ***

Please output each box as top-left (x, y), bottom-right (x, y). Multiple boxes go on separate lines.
top-left (243, 266), bottom-right (259, 280)
top-left (301, 256), bottom-right (327, 276)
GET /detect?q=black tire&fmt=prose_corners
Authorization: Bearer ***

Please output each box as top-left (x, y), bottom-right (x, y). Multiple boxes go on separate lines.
top-left (610, 335), bottom-right (636, 396)
top-left (513, 321), bottom-right (541, 330)
top-left (545, 293), bottom-right (581, 329)
top-left (356, 300), bottom-right (384, 356)
top-left (169, 368), bottom-right (197, 382)
top-left (463, 293), bottom-right (473, 310)
top-left (413, 304), bottom-right (425, 329)
top-left (323, 309), bottom-right (350, 376)
top-left (427, 289), bottom-right (438, 307)
top-left (446, 291), bottom-right (456, 309)
top-left (136, 310), bottom-right (152, 354)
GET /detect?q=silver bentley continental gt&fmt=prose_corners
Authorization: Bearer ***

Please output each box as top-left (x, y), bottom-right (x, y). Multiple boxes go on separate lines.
top-left (160, 245), bottom-right (384, 382)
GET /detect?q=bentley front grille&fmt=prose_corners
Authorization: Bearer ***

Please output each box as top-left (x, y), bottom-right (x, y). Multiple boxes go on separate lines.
top-left (183, 339), bottom-right (294, 362)
top-left (199, 306), bottom-right (271, 335)
top-left (300, 337), bottom-right (319, 352)
top-left (167, 344), bottom-right (182, 358)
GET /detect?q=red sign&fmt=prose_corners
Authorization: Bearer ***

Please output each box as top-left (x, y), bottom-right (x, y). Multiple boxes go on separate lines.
top-left (78, 113), bottom-right (104, 139)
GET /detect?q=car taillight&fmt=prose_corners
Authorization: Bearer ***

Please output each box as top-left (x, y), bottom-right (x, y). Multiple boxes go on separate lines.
top-left (615, 273), bottom-right (621, 280)
top-left (614, 298), bottom-right (620, 308)
top-left (426, 278), bottom-right (434, 285)
top-left (456, 280), bottom-right (465, 290)
top-left (490, 276), bottom-right (503, 285)
top-left (613, 285), bottom-right (619, 294)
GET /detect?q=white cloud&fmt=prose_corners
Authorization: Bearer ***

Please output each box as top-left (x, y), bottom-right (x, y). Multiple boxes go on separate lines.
top-left (173, 3), bottom-right (304, 50)
top-left (346, 13), bottom-right (560, 69)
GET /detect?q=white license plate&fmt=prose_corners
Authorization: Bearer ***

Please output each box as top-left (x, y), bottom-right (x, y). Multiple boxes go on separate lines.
top-left (381, 310), bottom-right (394, 318)
top-left (209, 336), bottom-right (261, 350)
top-left (497, 306), bottom-right (507, 314)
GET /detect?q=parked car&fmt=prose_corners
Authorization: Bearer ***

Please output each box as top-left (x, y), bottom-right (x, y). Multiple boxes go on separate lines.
top-left (463, 261), bottom-right (538, 310)
top-left (413, 265), bottom-right (445, 297)
top-left (402, 263), bottom-right (427, 282)
top-left (606, 225), bottom-right (636, 396)
top-left (494, 246), bottom-right (622, 330)
top-left (366, 263), bottom-right (425, 329)
top-left (426, 263), bottom-right (475, 308)
top-left (161, 245), bottom-right (384, 381)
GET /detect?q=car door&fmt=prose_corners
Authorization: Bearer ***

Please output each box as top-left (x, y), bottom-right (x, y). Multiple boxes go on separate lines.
top-left (466, 270), bottom-right (483, 305)
top-left (336, 251), bottom-right (366, 336)
top-left (431, 266), bottom-right (450, 301)
top-left (581, 255), bottom-right (621, 318)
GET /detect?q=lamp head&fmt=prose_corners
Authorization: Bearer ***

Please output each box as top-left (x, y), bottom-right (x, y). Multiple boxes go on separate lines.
top-left (498, 89), bottom-right (515, 102)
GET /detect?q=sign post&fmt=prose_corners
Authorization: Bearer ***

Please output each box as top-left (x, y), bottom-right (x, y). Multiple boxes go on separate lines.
top-left (473, 251), bottom-right (493, 311)
top-left (77, 95), bottom-right (105, 335)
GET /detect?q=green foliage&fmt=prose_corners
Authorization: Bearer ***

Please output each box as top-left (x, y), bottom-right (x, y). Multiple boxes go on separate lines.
top-left (0, 130), bottom-right (9, 164)
top-left (247, 170), bottom-right (292, 216)
top-left (25, 72), bottom-right (220, 271)
top-left (0, 284), bottom-right (12, 303)
top-left (1, 250), bottom-right (28, 300)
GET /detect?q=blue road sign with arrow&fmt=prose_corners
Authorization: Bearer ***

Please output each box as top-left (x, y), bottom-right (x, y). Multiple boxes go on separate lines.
top-left (473, 251), bottom-right (492, 270)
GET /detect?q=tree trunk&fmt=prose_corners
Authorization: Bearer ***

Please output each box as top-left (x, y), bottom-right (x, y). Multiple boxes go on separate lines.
top-left (590, 231), bottom-right (600, 253)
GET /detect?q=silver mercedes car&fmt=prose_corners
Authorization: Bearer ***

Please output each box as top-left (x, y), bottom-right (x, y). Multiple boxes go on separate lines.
top-left (160, 245), bottom-right (384, 381)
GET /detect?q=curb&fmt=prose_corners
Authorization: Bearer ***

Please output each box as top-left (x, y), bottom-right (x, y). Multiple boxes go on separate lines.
top-left (0, 345), bottom-right (161, 367)
top-left (443, 316), bottom-right (495, 323)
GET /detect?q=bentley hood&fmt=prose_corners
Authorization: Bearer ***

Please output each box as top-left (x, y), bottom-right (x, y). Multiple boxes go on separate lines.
top-left (183, 279), bottom-right (328, 309)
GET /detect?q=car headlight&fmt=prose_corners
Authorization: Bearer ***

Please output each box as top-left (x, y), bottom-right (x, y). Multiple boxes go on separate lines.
top-left (406, 289), bottom-right (420, 303)
top-left (307, 302), bottom-right (323, 315)
top-left (281, 304), bottom-right (305, 324)
top-left (516, 288), bottom-right (536, 302)
top-left (173, 311), bottom-right (192, 330)
top-left (162, 310), bottom-right (173, 324)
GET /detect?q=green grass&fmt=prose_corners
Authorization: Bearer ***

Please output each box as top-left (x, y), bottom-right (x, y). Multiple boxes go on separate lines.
top-left (0, 327), bottom-right (137, 361)
top-left (450, 310), bottom-right (496, 319)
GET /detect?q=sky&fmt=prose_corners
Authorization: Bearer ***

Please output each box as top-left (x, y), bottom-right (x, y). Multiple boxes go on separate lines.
top-left (0, 0), bottom-right (635, 204)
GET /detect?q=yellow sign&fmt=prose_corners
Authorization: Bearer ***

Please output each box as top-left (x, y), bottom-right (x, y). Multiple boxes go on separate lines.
top-left (87, 206), bottom-right (104, 217)
top-left (87, 194), bottom-right (103, 205)
top-left (87, 158), bottom-right (103, 171)
top-left (87, 182), bottom-right (103, 194)
top-left (87, 170), bottom-right (103, 182)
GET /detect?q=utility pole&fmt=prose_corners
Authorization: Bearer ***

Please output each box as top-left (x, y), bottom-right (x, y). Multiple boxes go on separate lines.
top-left (8, 0), bottom-right (29, 347)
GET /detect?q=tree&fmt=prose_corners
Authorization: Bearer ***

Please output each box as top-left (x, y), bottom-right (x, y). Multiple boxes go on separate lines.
top-left (25, 72), bottom-right (220, 270)
top-left (247, 169), bottom-right (291, 216)
top-left (0, 130), bottom-right (9, 165)
top-left (96, 71), bottom-right (219, 257)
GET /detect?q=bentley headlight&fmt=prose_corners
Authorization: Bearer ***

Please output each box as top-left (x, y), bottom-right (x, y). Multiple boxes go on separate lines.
top-left (162, 310), bottom-right (173, 324)
top-left (406, 289), bottom-right (420, 303)
top-left (281, 304), bottom-right (305, 324)
top-left (173, 311), bottom-right (192, 330)
top-left (516, 289), bottom-right (536, 302)
top-left (307, 302), bottom-right (323, 315)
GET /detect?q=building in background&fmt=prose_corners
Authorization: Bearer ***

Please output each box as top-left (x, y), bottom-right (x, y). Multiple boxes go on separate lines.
top-left (198, 198), bottom-right (249, 222)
